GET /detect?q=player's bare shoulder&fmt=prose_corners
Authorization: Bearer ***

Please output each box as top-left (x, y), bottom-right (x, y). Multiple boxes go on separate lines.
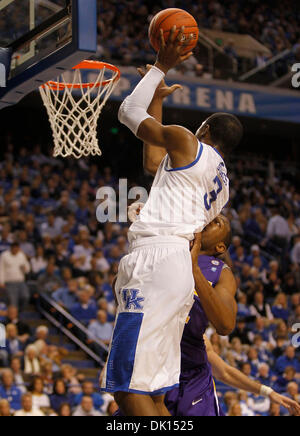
top-left (163, 124), bottom-right (198, 156)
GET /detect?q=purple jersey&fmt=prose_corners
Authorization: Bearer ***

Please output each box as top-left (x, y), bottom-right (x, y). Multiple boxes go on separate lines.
top-left (165, 255), bottom-right (225, 416)
top-left (181, 255), bottom-right (224, 371)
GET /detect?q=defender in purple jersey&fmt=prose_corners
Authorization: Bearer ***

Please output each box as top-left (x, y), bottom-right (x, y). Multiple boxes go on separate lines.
top-left (163, 214), bottom-right (237, 416)
top-left (111, 212), bottom-right (300, 416)
top-left (164, 216), bottom-right (300, 417)
top-left (165, 254), bottom-right (228, 416)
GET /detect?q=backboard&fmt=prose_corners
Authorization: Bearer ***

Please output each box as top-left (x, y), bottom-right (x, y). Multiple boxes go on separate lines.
top-left (0, 0), bottom-right (97, 109)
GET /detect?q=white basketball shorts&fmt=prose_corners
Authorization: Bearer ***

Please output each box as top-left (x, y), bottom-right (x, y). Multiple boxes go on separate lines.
top-left (101, 236), bottom-right (195, 396)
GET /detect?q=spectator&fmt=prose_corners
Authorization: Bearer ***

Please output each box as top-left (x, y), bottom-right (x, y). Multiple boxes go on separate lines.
top-left (60, 364), bottom-right (82, 395)
top-left (291, 235), bottom-right (300, 265)
top-left (93, 249), bottom-right (110, 273)
top-left (0, 242), bottom-right (30, 310)
top-left (40, 213), bottom-right (62, 239)
top-left (98, 297), bottom-right (116, 323)
top-left (229, 318), bottom-right (251, 345)
top-left (288, 304), bottom-right (300, 328)
top-left (250, 291), bottom-right (273, 320)
top-left (30, 377), bottom-right (51, 411)
top-left (0, 299), bottom-right (7, 322)
top-left (30, 245), bottom-right (47, 278)
top-left (18, 230), bottom-right (35, 258)
top-left (247, 348), bottom-right (260, 377)
top-left (272, 293), bottom-right (290, 321)
top-left (34, 325), bottom-right (49, 344)
top-left (52, 279), bottom-right (78, 310)
top-left (24, 345), bottom-right (40, 375)
top-left (5, 323), bottom-right (24, 361)
top-left (70, 290), bottom-right (97, 325)
top-left (73, 381), bottom-right (104, 411)
top-left (228, 337), bottom-right (248, 367)
top-left (10, 356), bottom-right (27, 394)
top-left (50, 379), bottom-right (71, 413)
top-left (37, 262), bottom-right (62, 294)
top-left (241, 362), bottom-right (252, 379)
top-left (228, 402), bottom-right (243, 417)
top-left (266, 208), bottom-right (290, 247)
top-left (264, 271), bottom-right (282, 300)
top-left (40, 362), bottom-right (54, 395)
top-left (273, 367), bottom-right (297, 394)
top-left (275, 347), bottom-right (300, 375)
top-left (88, 310), bottom-right (114, 345)
top-left (255, 52), bottom-right (268, 68)
top-left (257, 363), bottom-right (272, 386)
top-left (283, 273), bottom-right (298, 296)
top-left (285, 382), bottom-right (300, 404)
top-left (0, 369), bottom-right (22, 412)
top-left (101, 270), bottom-right (116, 303)
top-left (269, 402), bottom-right (281, 417)
top-left (248, 318), bottom-right (270, 343)
top-left (58, 402), bottom-right (72, 417)
top-left (3, 305), bottom-right (31, 343)
top-left (0, 399), bottom-right (12, 417)
top-left (14, 393), bottom-right (44, 417)
top-left (73, 396), bottom-right (103, 417)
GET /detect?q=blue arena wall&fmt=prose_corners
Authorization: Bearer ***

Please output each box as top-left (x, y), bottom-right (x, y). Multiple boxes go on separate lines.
top-left (85, 67), bottom-right (300, 124)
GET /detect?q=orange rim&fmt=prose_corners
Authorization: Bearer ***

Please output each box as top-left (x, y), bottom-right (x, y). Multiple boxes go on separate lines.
top-left (42, 61), bottom-right (121, 90)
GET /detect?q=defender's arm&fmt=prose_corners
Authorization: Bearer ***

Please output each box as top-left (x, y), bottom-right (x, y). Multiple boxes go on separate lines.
top-left (204, 336), bottom-right (300, 415)
top-left (193, 265), bottom-right (237, 336)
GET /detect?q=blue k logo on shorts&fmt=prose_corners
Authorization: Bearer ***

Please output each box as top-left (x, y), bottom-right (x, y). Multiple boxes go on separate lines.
top-left (122, 289), bottom-right (145, 310)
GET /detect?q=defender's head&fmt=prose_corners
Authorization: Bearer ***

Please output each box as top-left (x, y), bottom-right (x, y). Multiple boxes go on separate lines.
top-left (196, 113), bottom-right (243, 156)
top-left (201, 215), bottom-right (232, 256)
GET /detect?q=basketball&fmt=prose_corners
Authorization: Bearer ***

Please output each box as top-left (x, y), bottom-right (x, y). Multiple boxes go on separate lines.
top-left (149, 8), bottom-right (199, 53)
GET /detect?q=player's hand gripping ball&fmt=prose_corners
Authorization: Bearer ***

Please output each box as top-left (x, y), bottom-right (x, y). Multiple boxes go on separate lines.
top-left (149, 8), bottom-right (199, 54)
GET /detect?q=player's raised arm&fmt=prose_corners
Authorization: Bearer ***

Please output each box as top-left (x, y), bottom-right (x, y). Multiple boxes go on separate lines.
top-left (204, 336), bottom-right (300, 416)
top-left (137, 65), bottom-right (182, 176)
top-left (118, 26), bottom-right (199, 169)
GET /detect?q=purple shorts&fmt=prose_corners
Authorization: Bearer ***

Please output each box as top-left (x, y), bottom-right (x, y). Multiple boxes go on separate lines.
top-left (165, 366), bottom-right (224, 417)
top-left (113, 365), bottom-right (225, 417)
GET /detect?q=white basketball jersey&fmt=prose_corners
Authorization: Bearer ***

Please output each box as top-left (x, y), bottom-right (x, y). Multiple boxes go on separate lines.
top-left (128, 141), bottom-right (230, 242)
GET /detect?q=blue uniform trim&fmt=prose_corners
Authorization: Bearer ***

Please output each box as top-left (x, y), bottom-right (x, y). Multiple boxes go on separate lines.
top-left (212, 147), bottom-right (225, 164)
top-left (101, 383), bottom-right (179, 396)
top-left (104, 312), bottom-right (143, 393)
top-left (165, 142), bottom-right (203, 172)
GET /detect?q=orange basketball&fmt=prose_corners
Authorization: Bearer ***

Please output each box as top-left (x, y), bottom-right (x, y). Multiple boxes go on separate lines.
top-left (149, 8), bottom-right (199, 54)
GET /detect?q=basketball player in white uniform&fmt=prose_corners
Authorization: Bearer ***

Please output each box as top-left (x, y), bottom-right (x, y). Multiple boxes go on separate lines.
top-left (101, 27), bottom-right (243, 416)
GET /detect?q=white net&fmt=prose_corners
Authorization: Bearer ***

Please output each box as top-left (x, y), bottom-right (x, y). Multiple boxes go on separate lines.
top-left (39, 63), bottom-right (120, 159)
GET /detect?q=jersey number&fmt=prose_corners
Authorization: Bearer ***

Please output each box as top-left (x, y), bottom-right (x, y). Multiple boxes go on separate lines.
top-left (204, 176), bottom-right (223, 211)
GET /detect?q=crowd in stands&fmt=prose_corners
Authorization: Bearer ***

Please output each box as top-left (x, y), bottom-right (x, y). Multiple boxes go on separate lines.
top-left (98, 0), bottom-right (300, 77)
top-left (0, 134), bottom-right (299, 416)
top-left (1, 0), bottom-right (300, 84)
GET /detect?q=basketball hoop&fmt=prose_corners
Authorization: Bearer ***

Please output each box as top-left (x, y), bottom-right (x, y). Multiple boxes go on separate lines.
top-left (39, 61), bottom-right (121, 159)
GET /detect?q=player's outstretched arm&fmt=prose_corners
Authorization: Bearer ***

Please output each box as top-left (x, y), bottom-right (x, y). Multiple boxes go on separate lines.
top-left (137, 65), bottom-right (182, 176)
top-left (204, 336), bottom-right (300, 416)
top-left (118, 27), bottom-right (198, 169)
